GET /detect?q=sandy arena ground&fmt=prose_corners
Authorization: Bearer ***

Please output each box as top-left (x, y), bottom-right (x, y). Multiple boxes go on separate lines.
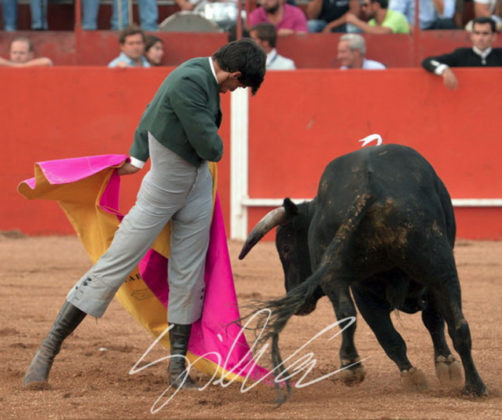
top-left (0, 233), bottom-right (501, 419)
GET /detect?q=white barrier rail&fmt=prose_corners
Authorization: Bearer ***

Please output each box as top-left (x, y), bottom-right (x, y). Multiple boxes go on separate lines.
top-left (232, 196), bottom-right (502, 240)
top-left (231, 198), bottom-right (502, 240)
top-left (242, 198), bottom-right (502, 207)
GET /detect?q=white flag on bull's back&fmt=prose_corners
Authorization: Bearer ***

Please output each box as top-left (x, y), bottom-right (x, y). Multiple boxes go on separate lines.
top-left (359, 134), bottom-right (383, 147)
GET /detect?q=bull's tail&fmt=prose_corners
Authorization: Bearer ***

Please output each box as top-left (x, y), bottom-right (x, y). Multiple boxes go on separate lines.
top-left (245, 271), bottom-right (326, 405)
top-left (245, 194), bottom-right (373, 405)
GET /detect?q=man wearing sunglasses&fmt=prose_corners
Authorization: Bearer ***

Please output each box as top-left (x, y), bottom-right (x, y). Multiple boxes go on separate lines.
top-left (306, 0), bottom-right (349, 33)
top-left (343, 0), bottom-right (410, 34)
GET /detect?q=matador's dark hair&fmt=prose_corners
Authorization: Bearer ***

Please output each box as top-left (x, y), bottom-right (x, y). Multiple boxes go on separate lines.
top-left (213, 38), bottom-right (266, 95)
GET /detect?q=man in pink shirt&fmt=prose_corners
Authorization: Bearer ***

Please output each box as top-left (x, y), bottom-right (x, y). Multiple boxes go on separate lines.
top-left (248, 0), bottom-right (308, 35)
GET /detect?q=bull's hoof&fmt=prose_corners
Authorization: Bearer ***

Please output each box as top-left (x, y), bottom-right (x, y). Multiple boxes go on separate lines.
top-left (462, 382), bottom-right (488, 397)
top-left (400, 367), bottom-right (428, 392)
top-left (435, 355), bottom-right (463, 388)
top-left (339, 359), bottom-right (366, 386)
top-left (23, 381), bottom-right (51, 391)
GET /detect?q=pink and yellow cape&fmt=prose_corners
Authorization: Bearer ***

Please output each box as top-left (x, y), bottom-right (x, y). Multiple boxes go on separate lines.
top-left (18, 154), bottom-right (267, 384)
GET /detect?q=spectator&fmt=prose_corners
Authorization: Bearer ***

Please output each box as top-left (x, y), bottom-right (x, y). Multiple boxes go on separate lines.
top-left (454, 0), bottom-right (465, 28)
top-left (30, 0), bottom-right (48, 30)
top-left (250, 22), bottom-right (296, 69)
top-left (389, 0), bottom-right (456, 30)
top-left (174, 0), bottom-right (197, 11)
top-left (306, 0), bottom-right (349, 33)
top-left (1, 0), bottom-right (17, 31)
top-left (344, 0), bottom-right (410, 34)
top-left (248, 0), bottom-right (308, 36)
top-left (174, 0), bottom-right (242, 31)
top-left (227, 24), bottom-right (251, 42)
top-left (108, 25), bottom-right (151, 68)
top-left (82, 0), bottom-right (158, 31)
top-left (112, 0), bottom-right (158, 31)
top-left (145, 35), bottom-right (165, 66)
top-left (322, 0), bottom-right (364, 33)
top-left (474, 0), bottom-right (501, 20)
top-left (337, 33), bottom-right (386, 68)
top-left (82, 0), bottom-right (100, 30)
top-left (465, 0), bottom-right (502, 31)
top-left (422, 17), bottom-right (502, 89)
top-left (0, 37), bottom-right (53, 67)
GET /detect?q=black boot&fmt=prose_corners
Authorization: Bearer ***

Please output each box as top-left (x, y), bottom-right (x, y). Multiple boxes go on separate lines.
top-left (23, 301), bottom-right (86, 389)
top-left (168, 323), bottom-right (198, 389)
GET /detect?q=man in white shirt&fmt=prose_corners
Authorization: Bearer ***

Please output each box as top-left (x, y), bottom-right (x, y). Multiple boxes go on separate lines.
top-left (337, 34), bottom-right (386, 69)
top-left (250, 22), bottom-right (296, 70)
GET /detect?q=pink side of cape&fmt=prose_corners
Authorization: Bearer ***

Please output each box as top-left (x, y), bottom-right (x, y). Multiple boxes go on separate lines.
top-left (21, 154), bottom-right (269, 383)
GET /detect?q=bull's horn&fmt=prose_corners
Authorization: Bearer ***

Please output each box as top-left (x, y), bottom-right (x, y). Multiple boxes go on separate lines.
top-left (238, 207), bottom-right (287, 260)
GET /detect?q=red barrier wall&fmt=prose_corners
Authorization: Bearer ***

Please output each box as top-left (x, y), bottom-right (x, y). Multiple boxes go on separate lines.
top-left (1, 67), bottom-right (501, 239)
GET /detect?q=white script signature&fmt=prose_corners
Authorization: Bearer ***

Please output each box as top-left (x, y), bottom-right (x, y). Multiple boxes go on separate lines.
top-left (129, 310), bottom-right (365, 414)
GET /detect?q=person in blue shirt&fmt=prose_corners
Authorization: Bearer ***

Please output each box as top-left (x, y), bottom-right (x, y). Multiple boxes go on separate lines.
top-left (108, 25), bottom-right (151, 68)
top-left (389, 0), bottom-right (456, 30)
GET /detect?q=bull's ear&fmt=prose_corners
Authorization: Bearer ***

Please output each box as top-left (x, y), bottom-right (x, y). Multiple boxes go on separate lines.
top-left (283, 198), bottom-right (299, 217)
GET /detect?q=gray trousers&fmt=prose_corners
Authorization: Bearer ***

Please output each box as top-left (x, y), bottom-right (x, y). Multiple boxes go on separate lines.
top-left (67, 133), bottom-right (213, 324)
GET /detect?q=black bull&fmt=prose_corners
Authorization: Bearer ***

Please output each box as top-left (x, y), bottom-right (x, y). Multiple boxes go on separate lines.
top-left (239, 144), bottom-right (486, 401)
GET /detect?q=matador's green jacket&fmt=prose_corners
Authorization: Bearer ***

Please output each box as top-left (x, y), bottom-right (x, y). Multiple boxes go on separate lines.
top-left (130, 57), bottom-right (223, 167)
